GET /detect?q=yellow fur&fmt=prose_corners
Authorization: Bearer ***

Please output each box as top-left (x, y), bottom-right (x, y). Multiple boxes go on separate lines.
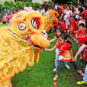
top-left (0, 11), bottom-right (50, 86)
top-left (44, 10), bottom-right (58, 32)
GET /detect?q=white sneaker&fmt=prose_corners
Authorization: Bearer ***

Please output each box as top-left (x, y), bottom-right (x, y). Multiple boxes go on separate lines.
top-left (53, 68), bottom-right (56, 72)
top-left (65, 64), bottom-right (70, 69)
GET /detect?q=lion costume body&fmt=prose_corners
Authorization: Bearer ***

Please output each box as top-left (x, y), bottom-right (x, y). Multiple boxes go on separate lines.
top-left (0, 7), bottom-right (50, 87)
top-left (44, 10), bottom-right (58, 32)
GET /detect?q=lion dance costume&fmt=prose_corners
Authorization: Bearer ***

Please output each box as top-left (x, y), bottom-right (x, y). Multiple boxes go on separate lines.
top-left (43, 10), bottom-right (58, 32)
top-left (0, 7), bottom-right (50, 87)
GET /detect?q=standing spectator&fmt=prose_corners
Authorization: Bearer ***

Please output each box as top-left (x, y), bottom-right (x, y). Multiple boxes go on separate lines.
top-left (82, 7), bottom-right (87, 28)
top-left (78, 15), bottom-right (85, 26)
top-left (78, 4), bottom-right (84, 13)
top-left (70, 16), bottom-right (76, 34)
top-left (74, 6), bottom-right (79, 21)
top-left (64, 7), bottom-right (72, 26)
top-left (59, 20), bottom-right (67, 33)
top-left (55, 3), bottom-right (58, 11)
top-left (75, 23), bottom-right (87, 60)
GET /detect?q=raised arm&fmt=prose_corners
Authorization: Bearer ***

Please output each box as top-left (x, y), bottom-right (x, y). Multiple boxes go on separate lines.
top-left (69, 49), bottom-right (74, 61)
top-left (45, 45), bottom-right (56, 51)
top-left (49, 37), bottom-right (57, 43)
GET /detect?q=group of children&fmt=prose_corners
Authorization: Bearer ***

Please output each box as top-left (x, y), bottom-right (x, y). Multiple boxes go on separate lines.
top-left (45, 25), bottom-right (85, 81)
top-left (42, 4), bottom-right (87, 84)
top-left (43, 6), bottom-right (87, 84)
top-left (45, 22), bottom-right (87, 86)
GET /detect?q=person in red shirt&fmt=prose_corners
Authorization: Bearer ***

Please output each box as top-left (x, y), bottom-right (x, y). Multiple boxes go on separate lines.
top-left (45, 34), bottom-right (84, 80)
top-left (70, 16), bottom-right (76, 34)
top-left (82, 7), bottom-right (87, 28)
top-left (82, 9), bottom-right (87, 20)
top-left (74, 42), bottom-right (87, 85)
top-left (75, 23), bottom-right (87, 60)
top-left (59, 20), bottom-right (67, 33)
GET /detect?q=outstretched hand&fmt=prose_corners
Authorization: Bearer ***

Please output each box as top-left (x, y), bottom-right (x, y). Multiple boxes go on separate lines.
top-left (74, 56), bottom-right (77, 61)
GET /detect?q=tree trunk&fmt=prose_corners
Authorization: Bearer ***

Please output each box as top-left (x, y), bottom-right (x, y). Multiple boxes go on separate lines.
top-left (14, 0), bottom-right (16, 2)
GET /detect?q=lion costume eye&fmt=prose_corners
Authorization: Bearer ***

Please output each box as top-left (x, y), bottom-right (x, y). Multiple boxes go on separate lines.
top-left (18, 23), bottom-right (26, 31)
top-left (31, 19), bottom-right (38, 29)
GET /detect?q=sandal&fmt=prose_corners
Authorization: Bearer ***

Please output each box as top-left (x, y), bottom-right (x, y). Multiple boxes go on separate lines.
top-left (77, 81), bottom-right (87, 85)
top-left (78, 70), bottom-right (84, 76)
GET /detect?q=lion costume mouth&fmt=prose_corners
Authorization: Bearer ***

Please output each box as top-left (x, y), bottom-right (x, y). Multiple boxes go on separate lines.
top-left (25, 37), bottom-right (43, 49)
top-left (25, 33), bottom-right (49, 49)
top-left (8, 28), bottom-right (48, 49)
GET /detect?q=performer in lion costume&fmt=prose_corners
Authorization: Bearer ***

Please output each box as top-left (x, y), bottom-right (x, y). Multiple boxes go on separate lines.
top-left (0, 7), bottom-right (50, 87)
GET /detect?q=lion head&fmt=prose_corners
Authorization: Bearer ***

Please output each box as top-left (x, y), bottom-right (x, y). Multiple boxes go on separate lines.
top-left (8, 9), bottom-right (50, 49)
top-left (8, 7), bottom-right (50, 63)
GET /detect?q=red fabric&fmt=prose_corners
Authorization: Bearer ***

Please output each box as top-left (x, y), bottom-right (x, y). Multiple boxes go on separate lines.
top-left (56, 42), bottom-right (72, 61)
top-left (34, 18), bottom-right (40, 28)
top-left (60, 23), bottom-right (66, 32)
top-left (2, 16), bottom-right (7, 22)
top-left (60, 59), bottom-right (72, 62)
top-left (60, 6), bottom-right (64, 11)
top-left (83, 48), bottom-right (87, 61)
top-left (71, 19), bottom-right (76, 33)
top-left (56, 41), bottom-right (72, 61)
top-left (77, 31), bottom-right (87, 45)
top-left (54, 24), bottom-right (58, 27)
top-left (82, 10), bottom-right (87, 19)
top-left (56, 41), bottom-right (71, 55)
top-left (14, 11), bottom-right (18, 14)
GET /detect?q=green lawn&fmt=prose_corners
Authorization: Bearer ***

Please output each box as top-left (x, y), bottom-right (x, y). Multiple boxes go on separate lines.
top-left (0, 24), bottom-right (86, 87)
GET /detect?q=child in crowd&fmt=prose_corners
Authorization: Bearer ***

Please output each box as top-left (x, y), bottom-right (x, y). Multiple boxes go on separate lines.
top-left (74, 42), bottom-right (87, 85)
top-left (59, 20), bottom-right (67, 33)
top-left (70, 16), bottom-right (76, 35)
top-left (78, 15), bottom-right (85, 26)
top-left (75, 23), bottom-right (87, 60)
top-left (50, 27), bottom-right (70, 72)
top-left (45, 34), bottom-right (84, 80)
top-left (64, 7), bottom-right (72, 26)
top-left (82, 7), bottom-right (87, 28)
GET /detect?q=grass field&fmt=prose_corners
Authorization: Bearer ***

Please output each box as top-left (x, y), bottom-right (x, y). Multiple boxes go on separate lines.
top-left (0, 24), bottom-right (87, 87)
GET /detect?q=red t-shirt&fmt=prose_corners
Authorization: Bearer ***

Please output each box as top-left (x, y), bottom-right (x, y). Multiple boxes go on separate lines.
top-left (71, 19), bottom-right (76, 33)
top-left (82, 10), bottom-right (87, 19)
top-left (60, 6), bottom-right (64, 11)
top-left (77, 31), bottom-right (87, 45)
top-left (56, 41), bottom-right (72, 61)
top-left (83, 48), bottom-right (87, 61)
top-left (60, 23), bottom-right (66, 32)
